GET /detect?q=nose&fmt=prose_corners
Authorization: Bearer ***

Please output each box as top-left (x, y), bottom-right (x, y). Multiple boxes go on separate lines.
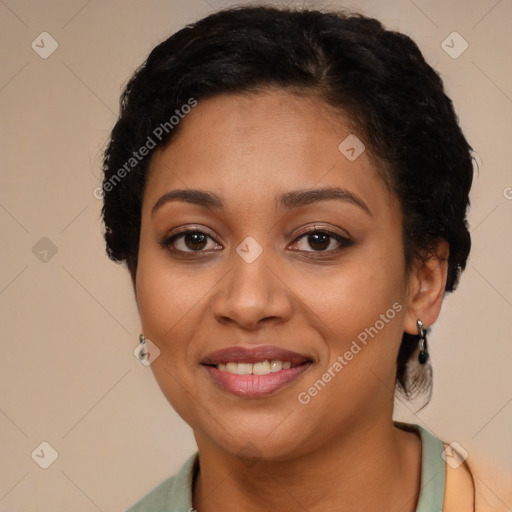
top-left (210, 245), bottom-right (294, 330)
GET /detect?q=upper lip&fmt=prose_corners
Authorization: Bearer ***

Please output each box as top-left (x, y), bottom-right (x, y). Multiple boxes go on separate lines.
top-left (201, 345), bottom-right (312, 365)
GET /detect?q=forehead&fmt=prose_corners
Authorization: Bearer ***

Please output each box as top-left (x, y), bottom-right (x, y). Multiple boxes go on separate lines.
top-left (144, 89), bottom-right (395, 216)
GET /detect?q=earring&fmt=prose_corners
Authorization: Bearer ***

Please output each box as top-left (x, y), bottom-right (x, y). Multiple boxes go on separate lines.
top-left (417, 319), bottom-right (429, 364)
top-left (135, 333), bottom-right (148, 363)
top-left (134, 333), bottom-right (161, 366)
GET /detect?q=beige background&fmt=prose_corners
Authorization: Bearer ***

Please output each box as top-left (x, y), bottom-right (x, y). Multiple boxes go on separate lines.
top-left (1, 0), bottom-right (511, 510)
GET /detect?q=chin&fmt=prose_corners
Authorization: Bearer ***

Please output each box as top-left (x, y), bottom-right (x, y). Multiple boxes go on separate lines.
top-left (199, 423), bottom-right (314, 463)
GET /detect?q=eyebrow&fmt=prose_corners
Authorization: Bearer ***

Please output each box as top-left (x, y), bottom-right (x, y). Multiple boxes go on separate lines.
top-left (151, 187), bottom-right (371, 217)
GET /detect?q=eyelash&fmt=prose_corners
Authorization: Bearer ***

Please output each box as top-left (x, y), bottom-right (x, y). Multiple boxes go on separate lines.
top-left (159, 226), bottom-right (354, 256)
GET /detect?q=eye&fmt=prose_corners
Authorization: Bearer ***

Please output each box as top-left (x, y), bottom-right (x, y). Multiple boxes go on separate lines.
top-left (160, 229), bottom-right (221, 253)
top-left (290, 228), bottom-right (354, 253)
top-left (160, 226), bottom-right (354, 256)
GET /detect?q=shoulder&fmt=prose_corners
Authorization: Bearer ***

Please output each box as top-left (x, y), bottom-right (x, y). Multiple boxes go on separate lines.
top-left (466, 452), bottom-right (512, 512)
top-left (443, 443), bottom-right (512, 512)
top-left (125, 474), bottom-right (177, 512)
top-left (124, 452), bottom-right (199, 512)
top-left (397, 422), bottom-right (512, 512)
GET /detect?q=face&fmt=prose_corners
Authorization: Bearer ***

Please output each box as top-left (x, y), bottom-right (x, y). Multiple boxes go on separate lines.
top-left (135, 89), bottom-right (413, 461)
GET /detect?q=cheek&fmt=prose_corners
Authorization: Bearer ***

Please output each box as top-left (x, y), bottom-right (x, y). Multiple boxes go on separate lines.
top-left (135, 244), bottom-right (206, 419)
top-left (135, 237), bottom-right (226, 365)
top-left (294, 240), bottom-right (407, 393)
top-left (136, 228), bottom-right (196, 335)
top-left (135, 235), bottom-right (191, 362)
top-left (302, 250), bottom-right (405, 336)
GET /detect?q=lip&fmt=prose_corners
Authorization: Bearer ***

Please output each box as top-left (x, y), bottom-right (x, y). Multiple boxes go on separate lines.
top-left (201, 345), bottom-right (313, 399)
top-left (201, 345), bottom-right (311, 365)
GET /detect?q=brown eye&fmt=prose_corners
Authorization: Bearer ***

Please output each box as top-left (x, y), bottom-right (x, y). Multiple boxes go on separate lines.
top-left (182, 232), bottom-right (208, 251)
top-left (291, 229), bottom-right (354, 253)
top-left (160, 230), bottom-right (220, 253)
top-left (307, 232), bottom-right (330, 251)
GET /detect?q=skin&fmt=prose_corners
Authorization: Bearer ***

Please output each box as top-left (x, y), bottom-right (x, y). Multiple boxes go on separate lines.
top-left (134, 89), bottom-right (449, 512)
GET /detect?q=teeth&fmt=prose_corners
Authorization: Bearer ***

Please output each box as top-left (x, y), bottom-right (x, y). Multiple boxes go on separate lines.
top-left (226, 362), bottom-right (237, 373)
top-left (253, 360), bottom-right (270, 375)
top-left (237, 363), bottom-right (252, 375)
top-left (216, 360), bottom-right (295, 375)
top-left (270, 360), bottom-right (282, 372)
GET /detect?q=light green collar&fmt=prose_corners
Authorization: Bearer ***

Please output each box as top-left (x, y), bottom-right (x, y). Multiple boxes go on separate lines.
top-left (127, 422), bottom-right (445, 511)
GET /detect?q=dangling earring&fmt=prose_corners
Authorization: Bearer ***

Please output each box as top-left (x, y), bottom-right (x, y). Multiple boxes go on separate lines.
top-left (135, 333), bottom-right (148, 363)
top-left (417, 319), bottom-right (429, 364)
top-left (134, 333), bottom-right (161, 365)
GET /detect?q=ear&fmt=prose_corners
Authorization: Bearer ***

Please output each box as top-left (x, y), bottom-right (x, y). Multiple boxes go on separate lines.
top-left (131, 271), bottom-right (137, 294)
top-left (129, 267), bottom-right (141, 314)
top-left (403, 238), bottom-right (450, 335)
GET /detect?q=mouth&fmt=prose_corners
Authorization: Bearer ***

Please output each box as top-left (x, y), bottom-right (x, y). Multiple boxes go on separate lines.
top-left (212, 360), bottom-right (299, 375)
top-left (201, 345), bottom-right (313, 398)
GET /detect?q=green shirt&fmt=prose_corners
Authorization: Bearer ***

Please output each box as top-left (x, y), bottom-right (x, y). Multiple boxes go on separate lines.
top-left (125, 422), bottom-right (445, 512)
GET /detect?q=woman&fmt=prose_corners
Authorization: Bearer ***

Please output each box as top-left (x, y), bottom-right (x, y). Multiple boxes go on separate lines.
top-left (101, 5), bottom-right (511, 511)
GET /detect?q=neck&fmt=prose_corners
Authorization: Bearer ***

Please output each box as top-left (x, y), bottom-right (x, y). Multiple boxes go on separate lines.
top-left (192, 418), bottom-right (422, 512)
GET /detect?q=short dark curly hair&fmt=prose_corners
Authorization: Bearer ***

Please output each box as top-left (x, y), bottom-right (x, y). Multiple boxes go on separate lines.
top-left (101, 5), bottom-right (474, 400)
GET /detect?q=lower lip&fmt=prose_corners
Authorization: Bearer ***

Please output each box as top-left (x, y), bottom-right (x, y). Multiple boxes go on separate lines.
top-left (202, 363), bottom-right (312, 398)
